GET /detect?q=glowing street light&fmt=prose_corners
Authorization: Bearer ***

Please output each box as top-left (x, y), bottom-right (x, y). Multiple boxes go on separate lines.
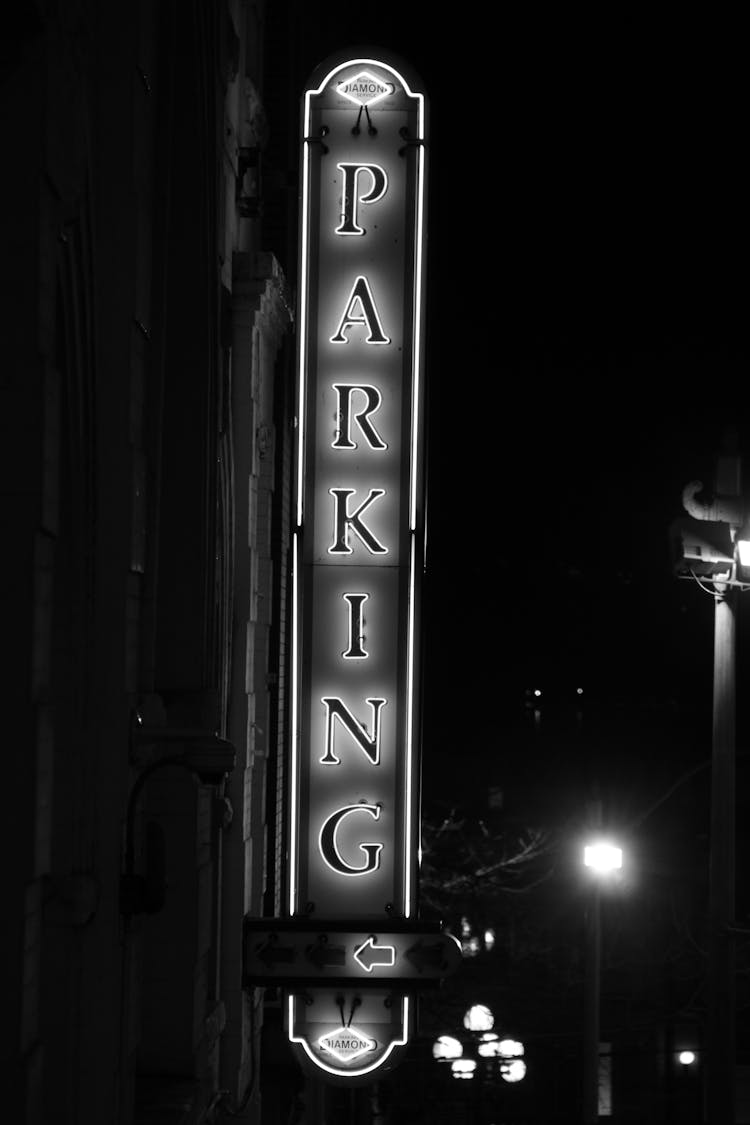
top-left (463, 1004), bottom-right (494, 1032)
top-left (433, 1007), bottom-right (525, 1087)
top-left (498, 1038), bottom-right (524, 1057)
top-left (432, 1035), bottom-right (462, 1061)
top-left (583, 841), bottom-right (623, 874)
top-left (501, 1058), bottom-right (527, 1083)
top-left (582, 812), bottom-right (624, 1124)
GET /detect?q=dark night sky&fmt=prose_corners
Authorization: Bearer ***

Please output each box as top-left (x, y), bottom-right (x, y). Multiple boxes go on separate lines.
top-left (279, 7), bottom-right (747, 824)
top-left (416, 18), bottom-right (747, 815)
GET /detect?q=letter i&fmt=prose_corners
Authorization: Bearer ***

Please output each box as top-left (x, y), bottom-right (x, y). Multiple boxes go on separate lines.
top-left (342, 593), bottom-right (369, 659)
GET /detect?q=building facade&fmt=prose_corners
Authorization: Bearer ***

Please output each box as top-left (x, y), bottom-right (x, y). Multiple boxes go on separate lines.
top-left (3, 2), bottom-right (300, 1121)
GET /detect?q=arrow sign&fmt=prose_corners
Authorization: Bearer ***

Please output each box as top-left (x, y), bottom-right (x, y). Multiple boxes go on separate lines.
top-left (244, 921), bottom-right (462, 983)
top-left (256, 936), bottom-right (296, 968)
top-left (353, 937), bottom-right (396, 973)
top-left (306, 938), bottom-right (346, 969)
top-left (406, 937), bottom-right (462, 975)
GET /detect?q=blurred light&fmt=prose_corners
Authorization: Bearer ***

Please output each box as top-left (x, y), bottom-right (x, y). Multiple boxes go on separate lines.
top-left (484, 927), bottom-right (495, 951)
top-left (533, 689), bottom-right (541, 697)
top-left (678, 1050), bottom-right (697, 1066)
top-left (462, 935), bottom-right (481, 957)
top-left (460, 915), bottom-right (471, 938)
top-left (479, 1032), bottom-right (498, 1041)
top-left (463, 1004), bottom-right (494, 1031)
top-left (576, 687), bottom-right (584, 695)
top-left (432, 1035), bottom-right (462, 1061)
top-left (498, 1038), bottom-right (524, 1057)
top-left (501, 1059), bottom-right (526, 1083)
top-left (451, 1059), bottom-right (476, 1079)
top-left (584, 841), bottom-right (623, 873)
top-left (478, 1039), bottom-right (504, 1058)
top-left (737, 539), bottom-right (750, 567)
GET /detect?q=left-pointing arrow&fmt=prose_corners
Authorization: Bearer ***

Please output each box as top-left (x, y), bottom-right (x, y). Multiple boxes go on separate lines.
top-left (256, 936), bottom-right (296, 967)
top-left (306, 937), bottom-right (346, 969)
top-left (353, 936), bottom-right (396, 972)
top-left (405, 934), bottom-right (462, 975)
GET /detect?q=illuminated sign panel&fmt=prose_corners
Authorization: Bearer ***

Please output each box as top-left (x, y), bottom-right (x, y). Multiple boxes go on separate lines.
top-left (289, 989), bottom-right (411, 1080)
top-left (291, 52), bottom-right (427, 923)
top-left (287, 49), bottom-right (429, 1080)
top-left (244, 923), bottom-right (462, 984)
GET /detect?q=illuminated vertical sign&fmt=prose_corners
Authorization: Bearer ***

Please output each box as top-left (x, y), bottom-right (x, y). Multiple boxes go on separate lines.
top-left (287, 50), bottom-right (429, 1078)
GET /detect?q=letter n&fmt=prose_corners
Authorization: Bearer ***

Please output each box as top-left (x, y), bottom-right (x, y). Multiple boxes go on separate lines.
top-left (320, 697), bottom-right (386, 764)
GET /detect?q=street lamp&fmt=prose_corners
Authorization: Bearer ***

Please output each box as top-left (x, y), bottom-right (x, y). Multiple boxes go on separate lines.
top-left (463, 1004), bottom-right (494, 1032)
top-left (584, 842), bottom-right (623, 874)
top-left (582, 819), bottom-right (623, 1124)
top-left (432, 1005), bottom-right (526, 1088)
top-left (451, 1059), bottom-right (477, 1080)
top-left (671, 436), bottom-right (745, 1123)
top-left (432, 1035), bottom-right (463, 1062)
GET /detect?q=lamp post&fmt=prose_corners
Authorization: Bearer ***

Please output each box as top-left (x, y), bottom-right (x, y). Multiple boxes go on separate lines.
top-left (707, 578), bottom-right (736, 1124)
top-left (582, 811), bottom-right (623, 1124)
top-left (671, 435), bottom-right (746, 1123)
top-left (432, 1004), bottom-right (526, 1117)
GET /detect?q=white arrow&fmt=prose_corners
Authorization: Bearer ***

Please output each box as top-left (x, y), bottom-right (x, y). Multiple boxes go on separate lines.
top-left (353, 936), bottom-right (396, 972)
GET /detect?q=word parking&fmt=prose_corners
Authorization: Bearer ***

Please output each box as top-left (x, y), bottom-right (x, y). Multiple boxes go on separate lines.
top-left (286, 52), bottom-right (429, 1079)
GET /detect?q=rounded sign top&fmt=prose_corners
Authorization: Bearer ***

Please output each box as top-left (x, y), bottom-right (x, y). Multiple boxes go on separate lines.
top-left (303, 47), bottom-right (428, 113)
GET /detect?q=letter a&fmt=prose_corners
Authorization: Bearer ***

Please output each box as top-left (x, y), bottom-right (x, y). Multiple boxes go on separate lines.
top-left (330, 276), bottom-right (390, 345)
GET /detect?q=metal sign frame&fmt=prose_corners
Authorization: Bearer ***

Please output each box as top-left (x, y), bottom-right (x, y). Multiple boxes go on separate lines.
top-left (253, 48), bottom-right (442, 1083)
top-left (289, 50), bottom-right (428, 932)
